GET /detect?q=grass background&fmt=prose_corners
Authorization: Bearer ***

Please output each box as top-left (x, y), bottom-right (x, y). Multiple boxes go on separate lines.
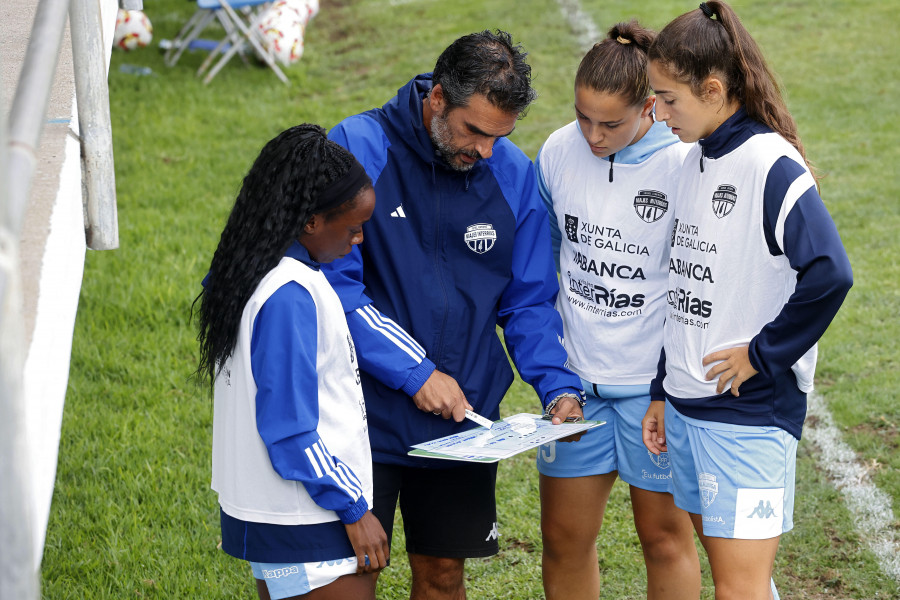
top-left (40, 0), bottom-right (899, 598)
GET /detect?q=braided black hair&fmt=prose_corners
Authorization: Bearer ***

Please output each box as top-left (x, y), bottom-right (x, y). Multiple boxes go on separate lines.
top-left (193, 124), bottom-right (368, 389)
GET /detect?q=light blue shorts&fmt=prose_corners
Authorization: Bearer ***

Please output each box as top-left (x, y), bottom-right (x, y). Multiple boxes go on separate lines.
top-left (664, 401), bottom-right (797, 539)
top-left (536, 382), bottom-right (673, 492)
top-left (251, 557), bottom-right (358, 599)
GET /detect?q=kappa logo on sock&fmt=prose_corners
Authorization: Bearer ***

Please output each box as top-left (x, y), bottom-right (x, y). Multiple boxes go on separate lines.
top-left (485, 522), bottom-right (499, 542)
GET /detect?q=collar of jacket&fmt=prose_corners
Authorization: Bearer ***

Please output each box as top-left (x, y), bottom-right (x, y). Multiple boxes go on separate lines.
top-left (698, 106), bottom-right (771, 160)
top-left (285, 240), bottom-right (319, 270)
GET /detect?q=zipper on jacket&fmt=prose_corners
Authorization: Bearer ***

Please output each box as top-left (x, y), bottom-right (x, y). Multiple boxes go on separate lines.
top-left (430, 162), bottom-right (450, 366)
top-left (608, 153), bottom-right (615, 182)
top-left (699, 146), bottom-right (705, 173)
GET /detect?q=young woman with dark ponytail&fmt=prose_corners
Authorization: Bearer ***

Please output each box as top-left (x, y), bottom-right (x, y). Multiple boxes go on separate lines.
top-left (535, 21), bottom-right (700, 600)
top-left (642, 3), bottom-right (852, 599)
top-left (195, 124), bottom-right (387, 600)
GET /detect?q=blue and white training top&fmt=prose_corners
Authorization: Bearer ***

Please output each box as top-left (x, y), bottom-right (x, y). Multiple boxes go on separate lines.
top-left (212, 242), bottom-right (372, 529)
top-left (651, 108), bottom-right (852, 439)
top-left (322, 73), bottom-right (582, 466)
top-left (538, 118), bottom-right (690, 387)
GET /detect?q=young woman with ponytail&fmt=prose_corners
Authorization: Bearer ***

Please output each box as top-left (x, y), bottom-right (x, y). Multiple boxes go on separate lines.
top-left (536, 21), bottom-right (700, 600)
top-left (642, 3), bottom-right (852, 598)
top-left (195, 124), bottom-right (388, 599)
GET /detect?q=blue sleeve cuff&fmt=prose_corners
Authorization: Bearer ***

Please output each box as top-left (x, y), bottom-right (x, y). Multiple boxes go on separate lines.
top-left (649, 348), bottom-right (666, 401)
top-left (400, 358), bottom-right (436, 397)
top-left (336, 497), bottom-right (370, 525)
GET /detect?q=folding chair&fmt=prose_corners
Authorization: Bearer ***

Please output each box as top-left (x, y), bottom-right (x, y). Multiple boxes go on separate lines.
top-left (163, 0), bottom-right (289, 85)
top-left (164, 0), bottom-right (257, 68)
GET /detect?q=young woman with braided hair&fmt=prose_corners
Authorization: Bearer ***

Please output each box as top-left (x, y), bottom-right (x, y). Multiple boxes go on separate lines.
top-left (194, 124), bottom-right (387, 599)
top-left (642, 3), bottom-right (852, 598)
top-left (535, 20), bottom-right (700, 599)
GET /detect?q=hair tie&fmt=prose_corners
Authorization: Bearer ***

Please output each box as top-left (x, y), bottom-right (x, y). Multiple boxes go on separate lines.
top-left (316, 158), bottom-right (370, 213)
top-left (699, 3), bottom-right (715, 18)
top-left (616, 35), bottom-right (631, 45)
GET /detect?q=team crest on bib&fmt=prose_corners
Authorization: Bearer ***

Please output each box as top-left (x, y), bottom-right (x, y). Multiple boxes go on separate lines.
top-left (464, 223), bottom-right (497, 254)
top-left (564, 214), bottom-right (579, 243)
top-left (699, 472), bottom-right (719, 507)
top-left (648, 450), bottom-right (670, 470)
top-left (633, 189), bottom-right (669, 223)
top-left (711, 184), bottom-right (737, 218)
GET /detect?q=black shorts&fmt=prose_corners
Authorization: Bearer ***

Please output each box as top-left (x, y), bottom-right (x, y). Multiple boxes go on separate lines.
top-left (372, 462), bottom-right (500, 559)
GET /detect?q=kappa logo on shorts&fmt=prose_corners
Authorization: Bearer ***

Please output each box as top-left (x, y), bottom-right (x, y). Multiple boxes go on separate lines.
top-left (748, 500), bottom-right (777, 519)
top-left (647, 450), bottom-right (670, 470)
top-left (315, 558), bottom-right (356, 568)
top-left (464, 223), bottom-right (497, 254)
top-left (633, 189), bottom-right (669, 223)
top-left (734, 487), bottom-right (784, 539)
top-left (262, 566), bottom-right (300, 580)
top-left (485, 522), bottom-right (499, 542)
top-left (711, 184), bottom-right (737, 218)
top-left (699, 472), bottom-right (719, 508)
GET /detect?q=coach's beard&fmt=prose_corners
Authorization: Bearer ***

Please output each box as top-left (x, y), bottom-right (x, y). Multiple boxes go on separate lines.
top-left (430, 110), bottom-right (480, 172)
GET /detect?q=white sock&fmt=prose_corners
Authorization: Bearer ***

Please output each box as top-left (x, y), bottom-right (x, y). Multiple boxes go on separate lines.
top-left (770, 578), bottom-right (780, 600)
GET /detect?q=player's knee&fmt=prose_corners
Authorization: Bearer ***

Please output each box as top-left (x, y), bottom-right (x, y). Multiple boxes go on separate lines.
top-left (410, 555), bottom-right (465, 596)
top-left (637, 528), bottom-right (694, 565)
top-left (542, 524), bottom-right (599, 560)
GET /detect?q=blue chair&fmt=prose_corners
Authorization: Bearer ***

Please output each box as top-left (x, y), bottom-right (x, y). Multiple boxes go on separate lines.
top-left (163, 0), bottom-right (288, 85)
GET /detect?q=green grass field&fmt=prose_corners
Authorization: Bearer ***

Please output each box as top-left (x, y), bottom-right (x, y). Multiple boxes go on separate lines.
top-left (41, 0), bottom-right (899, 597)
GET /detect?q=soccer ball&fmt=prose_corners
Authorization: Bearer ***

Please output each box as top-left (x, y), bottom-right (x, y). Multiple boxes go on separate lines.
top-left (299, 0), bottom-right (320, 20)
top-left (113, 9), bottom-right (153, 51)
top-left (256, 2), bottom-right (308, 65)
top-left (269, 0), bottom-right (318, 24)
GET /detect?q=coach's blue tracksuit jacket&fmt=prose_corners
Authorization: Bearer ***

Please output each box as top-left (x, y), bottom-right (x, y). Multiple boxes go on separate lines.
top-left (323, 73), bottom-right (581, 466)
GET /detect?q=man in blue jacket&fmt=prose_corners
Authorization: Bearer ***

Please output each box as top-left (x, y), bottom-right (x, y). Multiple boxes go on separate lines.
top-left (322, 30), bottom-right (584, 599)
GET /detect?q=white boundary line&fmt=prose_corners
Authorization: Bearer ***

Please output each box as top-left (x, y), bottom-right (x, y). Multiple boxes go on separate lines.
top-left (556, 0), bottom-right (602, 51)
top-left (553, 0), bottom-right (899, 587)
top-left (805, 392), bottom-right (900, 583)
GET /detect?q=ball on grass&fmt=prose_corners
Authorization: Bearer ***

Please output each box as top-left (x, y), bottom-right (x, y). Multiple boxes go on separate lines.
top-left (256, 1), bottom-right (309, 65)
top-left (113, 9), bottom-right (153, 51)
